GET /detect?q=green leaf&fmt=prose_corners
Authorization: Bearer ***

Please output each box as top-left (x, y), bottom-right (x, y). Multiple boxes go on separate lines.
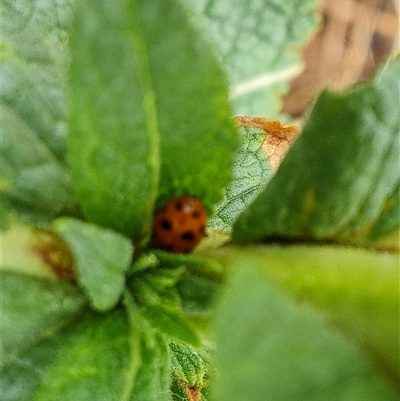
top-left (194, 0), bottom-right (319, 117)
top-left (1, 309), bottom-right (86, 401)
top-left (170, 341), bottom-right (210, 388)
top-left (0, 202), bottom-right (11, 230)
top-left (213, 260), bottom-right (399, 401)
top-left (129, 264), bottom-right (183, 310)
top-left (1, 0), bottom-right (72, 162)
top-left (2, 279), bottom-right (173, 401)
top-left (137, 263), bottom-right (186, 293)
top-left (53, 218), bottom-right (133, 312)
top-left (148, 2), bottom-right (239, 212)
top-left (209, 125), bottom-right (273, 231)
top-left (232, 58), bottom-right (400, 248)
top-left (0, 271), bottom-right (86, 363)
top-left (129, 334), bottom-right (171, 401)
top-left (153, 250), bottom-right (224, 282)
top-left (368, 181), bottom-right (400, 246)
top-left (68, 0), bottom-right (239, 241)
top-left (142, 306), bottom-right (200, 347)
top-left (177, 272), bottom-right (219, 319)
top-left (124, 291), bottom-right (176, 401)
top-left (6, 309), bottom-right (140, 401)
top-left (212, 244), bottom-right (400, 385)
top-left (68, 0), bottom-right (160, 241)
top-left (170, 341), bottom-right (211, 401)
top-left (1, 1), bottom-right (79, 227)
top-left (171, 377), bottom-right (190, 401)
top-left (0, 104), bottom-right (78, 226)
top-left (148, 250), bottom-right (222, 318)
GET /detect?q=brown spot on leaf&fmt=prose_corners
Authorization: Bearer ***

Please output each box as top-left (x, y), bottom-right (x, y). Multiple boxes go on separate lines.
top-left (235, 116), bottom-right (299, 170)
top-left (30, 230), bottom-right (76, 282)
top-left (180, 382), bottom-right (202, 401)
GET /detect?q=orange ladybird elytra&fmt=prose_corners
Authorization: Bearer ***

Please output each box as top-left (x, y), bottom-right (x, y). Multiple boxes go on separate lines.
top-left (152, 196), bottom-right (208, 253)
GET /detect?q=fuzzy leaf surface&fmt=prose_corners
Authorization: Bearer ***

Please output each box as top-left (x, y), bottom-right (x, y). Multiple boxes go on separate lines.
top-left (232, 58), bottom-right (400, 248)
top-left (170, 341), bottom-right (210, 388)
top-left (213, 259), bottom-right (399, 401)
top-left (142, 307), bottom-right (200, 347)
top-left (54, 218), bottom-right (133, 311)
top-left (1, 311), bottom-right (84, 401)
top-left (29, 309), bottom-right (140, 401)
top-left (1, 0), bottom-right (71, 162)
top-left (0, 1), bottom-right (79, 226)
top-left (209, 125), bottom-right (273, 231)
top-left (1, 104), bottom-right (78, 227)
top-left (0, 271), bottom-right (86, 363)
top-left (128, 334), bottom-right (171, 401)
top-left (193, 0), bottom-right (319, 116)
top-left (1, 276), bottom-right (170, 401)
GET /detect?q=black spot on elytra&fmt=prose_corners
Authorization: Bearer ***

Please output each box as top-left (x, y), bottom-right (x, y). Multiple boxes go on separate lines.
top-left (175, 201), bottom-right (183, 211)
top-left (161, 219), bottom-right (172, 231)
top-left (181, 231), bottom-right (195, 241)
top-left (192, 211), bottom-right (200, 218)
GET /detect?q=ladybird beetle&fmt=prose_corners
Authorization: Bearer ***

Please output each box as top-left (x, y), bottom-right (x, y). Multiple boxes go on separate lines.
top-left (152, 196), bottom-right (208, 253)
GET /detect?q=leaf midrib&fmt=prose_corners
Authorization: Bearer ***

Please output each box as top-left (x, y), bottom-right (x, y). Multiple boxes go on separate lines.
top-left (127, 0), bottom-right (160, 243)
